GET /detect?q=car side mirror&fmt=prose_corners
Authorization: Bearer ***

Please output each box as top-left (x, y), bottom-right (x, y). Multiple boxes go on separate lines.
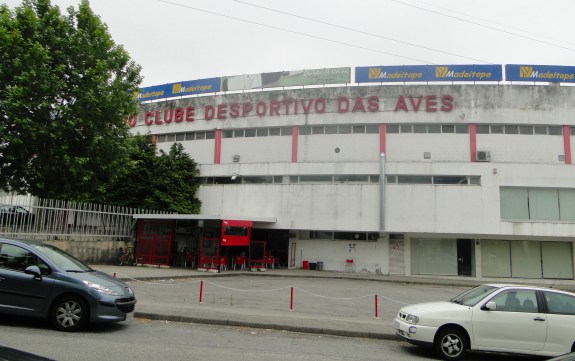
top-left (25, 265), bottom-right (42, 280)
top-left (482, 301), bottom-right (497, 311)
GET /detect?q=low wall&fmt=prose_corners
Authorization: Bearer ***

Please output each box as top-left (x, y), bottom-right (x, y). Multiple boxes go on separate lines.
top-left (45, 238), bottom-right (133, 264)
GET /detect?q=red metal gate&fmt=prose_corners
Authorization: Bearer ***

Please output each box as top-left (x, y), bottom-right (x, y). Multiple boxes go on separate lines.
top-left (136, 220), bottom-right (174, 266)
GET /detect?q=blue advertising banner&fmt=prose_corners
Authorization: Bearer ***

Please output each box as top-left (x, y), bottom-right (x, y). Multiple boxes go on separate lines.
top-left (505, 64), bottom-right (575, 83)
top-left (137, 77), bottom-right (221, 101)
top-left (355, 65), bottom-right (502, 83)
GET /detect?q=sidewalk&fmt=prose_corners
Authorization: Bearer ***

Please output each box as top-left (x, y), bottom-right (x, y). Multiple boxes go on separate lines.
top-left (91, 265), bottom-right (575, 340)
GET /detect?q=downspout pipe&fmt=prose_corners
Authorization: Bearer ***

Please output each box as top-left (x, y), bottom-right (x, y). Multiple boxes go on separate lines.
top-left (379, 153), bottom-right (386, 235)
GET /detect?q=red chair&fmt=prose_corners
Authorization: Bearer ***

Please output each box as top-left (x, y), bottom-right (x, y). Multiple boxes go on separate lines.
top-left (265, 256), bottom-right (274, 269)
top-left (219, 256), bottom-right (228, 272)
top-left (233, 256), bottom-right (246, 270)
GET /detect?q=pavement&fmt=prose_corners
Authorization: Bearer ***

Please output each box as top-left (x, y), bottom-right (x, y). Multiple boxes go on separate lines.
top-left (91, 264), bottom-right (575, 340)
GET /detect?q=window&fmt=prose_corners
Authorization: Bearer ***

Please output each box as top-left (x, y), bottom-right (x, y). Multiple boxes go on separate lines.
top-left (519, 126), bottom-right (534, 135)
top-left (441, 125), bottom-right (454, 133)
top-left (544, 291), bottom-right (575, 315)
top-left (490, 125), bottom-right (504, 134)
top-left (269, 128), bottom-right (281, 136)
top-left (222, 130), bottom-right (233, 138)
top-left (195, 132), bottom-right (205, 140)
top-left (400, 124), bottom-right (412, 133)
top-left (534, 126), bottom-right (547, 135)
top-left (366, 125), bottom-right (379, 134)
top-left (325, 125), bottom-right (338, 134)
top-left (312, 126), bottom-right (324, 135)
top-left (176, 133), bottom-right (185, 141)
top-left (299, 175), bottom-right (333, 183)
top-left (339, 125), bottom-right (351, 134)
top-left (413, 124), bottom-right (427, 133)
top-left (386, 124), bottom-right (399, 133)
top-left (280, 127), bottom-right (292, 136)
top-left (476, 125), bottom-right (490, 134)
top-left (334, 175), bottom-right (369, 182)
top-left (245, 129), bottom-right (256, 137)
top-left (206, 131), bottom-right (215, 139)
top-left (257, 128), bottom-right (268, 137)
top-left (299, 126), bottom-right (311, 135)
top-left (548, 126), bottom-right (563, 135)
top-left (398, 175), bottom-right (432, 184)
top-left (428, 124), bottom-right (441, 133)
top-left (234, 129), bottom-right (244, 137)
top-left (186, 132), bottom-right (196, 140)
top-left (433, 176), bottom-right (469, 185)
top-left (455, 125), bottom-right (469, 134)
top-left (500, 187), bottom-right (575, 222)
top-left (167, 134), bottom-right (175, 142)
top-left (0, 244), bottom-right (49, 274)
top-left (352, 125), bottom-right (365, 134)
top-left (504, 125), bottom-right (519, 134)
top-left (489, 290), bottom-right (538, 313)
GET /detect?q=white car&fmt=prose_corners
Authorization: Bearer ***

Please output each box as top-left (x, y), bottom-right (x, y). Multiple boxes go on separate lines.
top-left (394, 284), bottom-right (575, 360)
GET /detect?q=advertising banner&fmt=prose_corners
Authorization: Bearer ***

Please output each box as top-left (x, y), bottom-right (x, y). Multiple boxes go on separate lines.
top-left (221, 67), bottom-right (350, 91)
top-left (137, 77), bottom-right (221, 102)
top-left (505, 64), bottom-right (575, 83)
top-left (355, 64), bottom-right (502, 83)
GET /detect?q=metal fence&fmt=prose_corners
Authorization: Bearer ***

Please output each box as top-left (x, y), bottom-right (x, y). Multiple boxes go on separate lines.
top-left (0, 195), bottom-right (170, 242)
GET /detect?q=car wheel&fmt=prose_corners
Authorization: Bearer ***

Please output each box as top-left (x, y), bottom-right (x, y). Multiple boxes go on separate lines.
top-left (50, 296), bottom-right (88, 332)
top-left (434, 328), bottom-right (467, 361)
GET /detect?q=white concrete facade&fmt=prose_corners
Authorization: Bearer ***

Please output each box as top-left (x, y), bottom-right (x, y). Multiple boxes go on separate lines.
top-left (132, 84), bottom-right (575, 280)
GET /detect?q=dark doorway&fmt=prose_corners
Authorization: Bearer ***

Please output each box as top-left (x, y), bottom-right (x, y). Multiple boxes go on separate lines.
top-left (457, 239), bottom-right (473, 276)
top-left (251, 229), bottom-right (290, 268)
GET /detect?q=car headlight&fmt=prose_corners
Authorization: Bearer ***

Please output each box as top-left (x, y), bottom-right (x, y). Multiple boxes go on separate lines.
top-left (83, 280), bottom-right (120, 296)
top-left (405, 314), bottom-right (420, 324)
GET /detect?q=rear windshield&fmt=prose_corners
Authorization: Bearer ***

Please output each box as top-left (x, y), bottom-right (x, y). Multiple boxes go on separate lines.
top-left (450, 285), bottom-right (499, 306)
top-left (32, 244), bottom-right (92, 272)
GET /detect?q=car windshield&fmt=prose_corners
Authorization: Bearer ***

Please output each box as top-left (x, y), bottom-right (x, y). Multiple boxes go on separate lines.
top-left (450, 285), bottom-right (499, 306)
top-left (32, 244), bottom-right (93, 272)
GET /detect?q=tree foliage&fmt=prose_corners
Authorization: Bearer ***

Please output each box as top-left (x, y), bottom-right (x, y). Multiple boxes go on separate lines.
top-left (0, 0), bottom-right (142, 200)
top-left (103, 135), bottom-right (201, 214)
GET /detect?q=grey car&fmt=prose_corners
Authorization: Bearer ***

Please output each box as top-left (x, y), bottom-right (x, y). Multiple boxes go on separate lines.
top-left (0, 237), bottom-right (136, 331)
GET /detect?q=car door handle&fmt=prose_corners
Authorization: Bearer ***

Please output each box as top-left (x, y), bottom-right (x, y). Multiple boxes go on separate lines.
top-left (534, 317), bottom-right (546, 321)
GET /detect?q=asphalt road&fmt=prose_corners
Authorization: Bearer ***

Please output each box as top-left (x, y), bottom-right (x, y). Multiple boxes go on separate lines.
top-left (0, 316), bottom-right (546, 361)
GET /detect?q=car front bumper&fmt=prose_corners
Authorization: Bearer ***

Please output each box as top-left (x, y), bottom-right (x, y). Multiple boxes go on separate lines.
top-left (394, 318), bottom-right (436, 347)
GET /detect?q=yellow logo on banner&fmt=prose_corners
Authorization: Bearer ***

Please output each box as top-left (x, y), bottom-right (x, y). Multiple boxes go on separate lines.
top-left (436, 66), bottom-right (448, 77)
top-left (520, 67), bottom-right (533, 78)
top-left (368, 68), bottom-right (382, 79)
top-left (172, 83), bottom-right (182, 94)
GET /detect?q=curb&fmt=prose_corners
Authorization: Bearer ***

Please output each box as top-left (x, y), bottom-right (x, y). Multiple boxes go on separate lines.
top-left (134, 312), bottom-right (400, 341)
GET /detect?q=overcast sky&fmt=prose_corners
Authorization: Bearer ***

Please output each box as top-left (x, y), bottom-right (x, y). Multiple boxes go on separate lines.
top-left (5, 0), bottom-right (575, 87)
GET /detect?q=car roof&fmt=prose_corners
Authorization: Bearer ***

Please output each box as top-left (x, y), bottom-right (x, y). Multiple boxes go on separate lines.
top-left (0, 237), bottom-right (44, 246)
top-left (485, 283), bottom-right (575, 295)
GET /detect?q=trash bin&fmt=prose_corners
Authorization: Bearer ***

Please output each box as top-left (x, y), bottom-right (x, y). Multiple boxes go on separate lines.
top-left (309, 262), bottom-right (317, 270)
top-left (302, 260), bottom-right (309, 269)
top-left (316, 261), bottom-right (324, 271)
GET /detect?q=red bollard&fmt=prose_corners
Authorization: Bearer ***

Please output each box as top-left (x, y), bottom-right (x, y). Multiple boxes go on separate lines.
top-left (113, 272), bottom-right (116, 278)
top-left (199, 280), bottom-right (204, 304)
top-left (290, 287), bottom-right (294, 312)
top-left (375, 294), bottom-right (379, 319)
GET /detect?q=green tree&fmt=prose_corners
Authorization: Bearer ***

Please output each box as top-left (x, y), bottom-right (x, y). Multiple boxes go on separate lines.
top-left (0, 0), bottom-right (142, 200)
top-left (146, 142), bottom-right (201, 214)
top-left (103, 136), bottom-right (201, 214)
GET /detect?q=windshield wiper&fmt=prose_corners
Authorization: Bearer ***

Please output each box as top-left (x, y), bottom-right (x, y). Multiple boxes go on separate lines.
top-left (451, 299), bottom-right (463, 305)
top-left (65, 269), bottom-right (85, 273)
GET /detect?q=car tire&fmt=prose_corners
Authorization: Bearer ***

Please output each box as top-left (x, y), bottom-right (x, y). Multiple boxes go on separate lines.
top-left (434, 328), bottom-right (467, 361)
top-left (50, 296), bottom-right (88, 332)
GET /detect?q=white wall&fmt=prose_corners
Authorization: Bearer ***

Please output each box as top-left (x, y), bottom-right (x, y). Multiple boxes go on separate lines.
top-left (477, 134), bottom-right (565, 164)
top-left (387, 133), bottom-right (469, 162)
top-left (289, 237), bottom-right (388, 273)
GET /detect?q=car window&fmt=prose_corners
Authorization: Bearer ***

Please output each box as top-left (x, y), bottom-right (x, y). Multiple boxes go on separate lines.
top-left (543, 291), bottom-right (575, 315)
top-left (450, 284), bottom-right (498, 306)
top-left (489, 290), bottom-right (539, 313)
top-left (0, 243), bottom-right (51, 275)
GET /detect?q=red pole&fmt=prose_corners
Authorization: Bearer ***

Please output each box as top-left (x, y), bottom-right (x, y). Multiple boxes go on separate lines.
top-left (113, 272), bottom-right (116, 278)
top-left (375, 294), bottom-right (379, 319)
top-left (199, 280), bottom-right (204, 304)
top-left (290, 287), bottom-right (294, 312)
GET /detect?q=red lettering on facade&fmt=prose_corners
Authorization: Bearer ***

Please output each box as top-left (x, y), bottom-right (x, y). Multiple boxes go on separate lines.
top-left (408, 96), bottom-right (423, 111)
top-left (174, 107), bottom-right (184, 123)
top-left (242, 102), bottom-right (253, 117)
top-left (367, 96), bottom-right (380, 112)
top-left (394, 96), bottom-right (409, 112)
top-left (425, 95), bottom-right (437, 112)
top-left (315, 98), bottom-right (326, 113)
top-left (163, 109), bottom-right (173, 124)
top-left (338, 97), bottom-right (349, 112)
top-left (186, 107), bottom-right (195, 122)
top-left (301, 99), bottom-right (314, 114)
top-left (217, 104), bottom-right (227, 120)
top-left (441, 95), bottom-right (454, 112)
top-left (229, 103), bottom-right (240, 118)
top-left (205, 105), bottom-right (215, 120)
top-left (352, 97), bottom-right (366, 112)
top-left (154, 111), bottom-right (163, 125)
top-left (269, 100), bottom-right (281, 116)
top-left (256, 101), bottom-right (267, 116)
top-left (284, 98), bottom-right (293, 115)
top-left (144, 112), bottom-right (153, 125)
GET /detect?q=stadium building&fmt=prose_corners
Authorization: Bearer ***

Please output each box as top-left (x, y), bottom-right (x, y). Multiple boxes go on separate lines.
top-left (129, 64), bottom-right (575, 281)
